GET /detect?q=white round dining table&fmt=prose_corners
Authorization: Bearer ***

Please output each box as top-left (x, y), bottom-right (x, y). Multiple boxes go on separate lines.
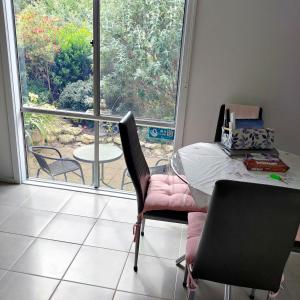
top-left (171, 143), bottom-right (300, 208)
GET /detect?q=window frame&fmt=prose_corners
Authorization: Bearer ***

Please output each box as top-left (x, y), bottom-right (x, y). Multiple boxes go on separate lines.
top-left (1, 0), bottom-right (198, 186)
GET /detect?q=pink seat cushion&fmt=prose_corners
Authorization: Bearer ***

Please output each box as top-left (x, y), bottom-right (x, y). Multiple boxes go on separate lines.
top-left (144, 174), bottom-right (205, 213)
top-left (186, 212), bottom-right (207, 264)
top-left (184, 216), bottom-right (300, 266)
top-left (296, 226), bottom-right (300, 242)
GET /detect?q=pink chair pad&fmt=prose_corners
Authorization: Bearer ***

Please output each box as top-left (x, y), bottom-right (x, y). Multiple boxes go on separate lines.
top-left (296, 226), bottom-right (300, 242)
top-left (186, 212), bottom-right (207, 264)
top-left (144, 174), bottom-right (205, 213)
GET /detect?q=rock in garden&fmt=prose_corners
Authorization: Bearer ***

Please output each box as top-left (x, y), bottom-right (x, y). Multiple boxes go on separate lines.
top-left (63, 126), bottom-right (83, 136)
top-left (49, 127), bottom-right (64, 136)
top-left (45, 135), bottom-right (57, 143)
top-left (145, 143), bottom-right (161, 150)
top-left (153, 149), bottom-right (164, 156)
top-left (164, 145), bottom-right (174, 153)
top-left (58, 134), bottom-right (75, 144)
top-left (113, 137), bottom-right (122, 145)
top-left (76, 134), bottom-right (94, 144)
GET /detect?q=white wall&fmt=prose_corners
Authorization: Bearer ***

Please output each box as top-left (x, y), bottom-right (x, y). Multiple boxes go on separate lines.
top-left (0, 50), bottom-right (14, 181)
top-left (183, 0), bottom-right (300, 154)
top-left (0, 0), bottom-right (23, 183)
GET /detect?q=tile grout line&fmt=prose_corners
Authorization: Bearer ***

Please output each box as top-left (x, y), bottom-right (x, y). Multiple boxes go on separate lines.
top-left (47, 198), bottom-right (111, 300)
top-left (0, 229), bottom-right (183, 262)
top-left (115, 289), bottom-right (170, 300)
top-left (1, 187), bottom-right (186, 299)
top-left (173, 225), bottom-right (187, 300)
top-left (7, 213), bottom-right (58, 275)
top-left (112, 247), bottom-right (132, 299)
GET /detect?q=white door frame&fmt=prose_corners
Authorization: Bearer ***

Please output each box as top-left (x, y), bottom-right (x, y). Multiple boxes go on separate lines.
top-left (0, 0), bottom-right (198, 184)
top-left (0, 0), bottom-right (26, 183)
top-left (174, 0), bottom-right (198, 150)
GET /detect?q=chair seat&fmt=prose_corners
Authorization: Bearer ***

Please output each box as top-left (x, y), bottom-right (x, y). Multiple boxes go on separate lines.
top-left (186, 212), bottom-right (207, 264)
top-left (294, 227), bottom-right (300, 253)
top-left (296, 226), bottom-right (300, 242)
top-left (143, 174), bottom-right (205, 213)
top-left (48, 159), bottom-right (79, 176)
top-left (186, 214), bottom-right (300, 264)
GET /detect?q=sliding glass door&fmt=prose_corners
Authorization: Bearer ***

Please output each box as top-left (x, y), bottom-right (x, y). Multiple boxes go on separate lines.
top-left (12, 0), bottom-right (188, 191)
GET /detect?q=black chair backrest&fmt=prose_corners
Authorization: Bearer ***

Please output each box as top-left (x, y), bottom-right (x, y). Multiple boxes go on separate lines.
top-left (214, 104), bottom-right (263, 142)
top-left (192, 180), bottom-right (300, 292)
top-left (119, 112), bottom-right (150, 213)
top-left (28, 146), bottom-right (50, 173)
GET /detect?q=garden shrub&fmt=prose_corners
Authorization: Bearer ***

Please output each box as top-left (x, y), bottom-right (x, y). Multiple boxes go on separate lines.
top-left (27, 80), bottom-right (51, 104)
top-left (50, 24), bottom-right (92, 99)
top-left (58, 78), bottom-right (93, 112)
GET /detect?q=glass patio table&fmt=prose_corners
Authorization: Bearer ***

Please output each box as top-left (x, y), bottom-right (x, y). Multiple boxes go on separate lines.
top-left (73, 143), bottom-right (123, 188)
top-left (171, 142), bottom-right (300, 209)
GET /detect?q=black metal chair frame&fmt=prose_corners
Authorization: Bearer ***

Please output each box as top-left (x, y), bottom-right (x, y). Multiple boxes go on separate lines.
top-left (184, 180), bottom-right (300, 300)
top-left (28, 146), bottom-right (85, 184)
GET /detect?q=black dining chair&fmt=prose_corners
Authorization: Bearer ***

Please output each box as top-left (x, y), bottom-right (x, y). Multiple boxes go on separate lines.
top-left (119, 111), bottom-right (204, 272)
top-left (293, 232), bottom-right (300, 253)
top-left (214, 104), bottom-right (263, 142)
top-left (184, 180), bottom-right (300, 300)
top-left (28, 146), bottom-right (85, 184)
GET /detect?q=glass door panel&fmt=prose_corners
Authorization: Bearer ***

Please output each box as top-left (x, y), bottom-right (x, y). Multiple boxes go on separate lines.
top-left (13, 0), bottom-right (94, 114)
top-left (24, 113), bottom-right (94, 186)
top-left (99, 0), bottom-right (185, 122)
top-left (12, 0), bottom-right (187, 191)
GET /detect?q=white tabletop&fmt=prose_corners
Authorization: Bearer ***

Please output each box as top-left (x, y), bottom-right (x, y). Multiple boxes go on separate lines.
top-left (73, 144), bottom-right (123, 163)
top-left (172, 143), bottom-right (300, 207)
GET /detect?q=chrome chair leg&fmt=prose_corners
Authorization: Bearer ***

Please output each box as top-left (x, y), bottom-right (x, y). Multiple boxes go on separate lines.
top-left (78, 165), bottom-right (85, 185)
top-left (120, 168), bottom-right (128, 190)
top-left (134, 216), bottom-right (142, 272)
top-left (250, 288), bottom-right (256, 299)
top-left (36, 168), bottom-right (41, 178)
top-left (224, 285), bottom-right (232, 300)
top-left (64, 173), bottom-right (67, 181)
top-left (141, 218), bottom-right (146, 236)
top-left (176, 254), bottom-right (186, 266)
top-left (188, 290), bottom-right (195, 300)
top-left (183, 264), bottom-right (188, 288)
top-left (266, 292), bottom-right (272, 300)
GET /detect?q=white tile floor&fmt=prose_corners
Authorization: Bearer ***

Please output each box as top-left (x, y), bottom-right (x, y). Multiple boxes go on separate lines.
top-left (0, 183), bottom-right (299, 300)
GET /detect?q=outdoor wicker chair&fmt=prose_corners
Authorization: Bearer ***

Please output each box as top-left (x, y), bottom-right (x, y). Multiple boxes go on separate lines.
top-left (28, 146), bottom-right (85, 184)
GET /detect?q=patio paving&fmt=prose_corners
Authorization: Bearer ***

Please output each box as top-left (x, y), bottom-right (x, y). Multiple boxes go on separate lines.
top-left (27, 140), bottom-right (172, 192)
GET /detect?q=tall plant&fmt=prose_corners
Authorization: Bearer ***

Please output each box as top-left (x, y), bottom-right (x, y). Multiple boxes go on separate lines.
top-left (16, 5), bottom-right (61, 100)
top-left (24, 93), bottom-right (57, 144)
top-left (100, 0), bottom-right (185, 120)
